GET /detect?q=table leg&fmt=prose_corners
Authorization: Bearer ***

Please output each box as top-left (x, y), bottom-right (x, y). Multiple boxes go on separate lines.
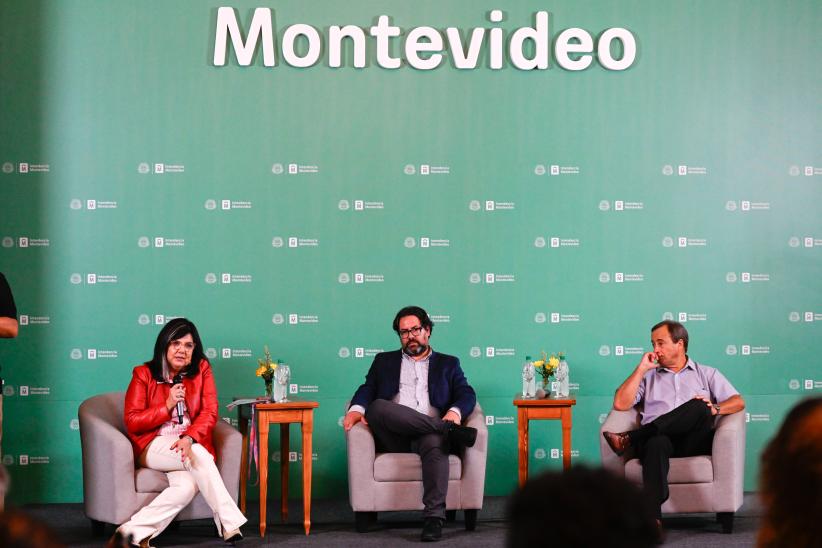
top-left (561, 407), bottom-right (572, 470)
top-left (238, 415), bottom-right (249, 515)
top-left (258, 416), bottom-right (269, 537)
top-left (517, 407), bottom-right (529, 487)
top-left (302, 410), bottom-right (313, 535)
top-left (280, 423), bottom-right (289, 524)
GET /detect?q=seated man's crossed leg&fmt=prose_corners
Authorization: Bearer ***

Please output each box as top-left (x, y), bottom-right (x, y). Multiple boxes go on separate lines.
top-left (365, 399), bottom-right (476, 522)
top-left (605, 399), bottom-right (715, 517)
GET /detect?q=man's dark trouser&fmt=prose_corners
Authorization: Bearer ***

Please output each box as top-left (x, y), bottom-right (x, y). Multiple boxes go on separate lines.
top-left (630, 399), bottom-right (715, 519)
top-left (364, 399), bottom-right (450, 519)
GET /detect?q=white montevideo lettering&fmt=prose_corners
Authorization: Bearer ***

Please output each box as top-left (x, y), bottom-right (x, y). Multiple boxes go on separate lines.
top-left (329, 25), bottom-right (367, 68)
top-left (370, 15), bottom-right (402, 69)
top-left (213, 7), bottom-right (275, 66)
top-left (213, 8), bottom-right (637, 71)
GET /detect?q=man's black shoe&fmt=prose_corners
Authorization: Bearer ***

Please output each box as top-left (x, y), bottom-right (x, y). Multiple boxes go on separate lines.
top-left (444, 421), bottom-right (477, 448)
top-left (421, 517), bottom-right (443, 542)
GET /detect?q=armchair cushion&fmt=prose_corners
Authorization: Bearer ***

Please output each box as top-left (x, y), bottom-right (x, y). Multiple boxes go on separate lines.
top-left (135, 469), bottom-right (170, 493)
top-left (374, 453), bottom-right (462, 482)
top-left (625, 455), bottom-right (714, 484)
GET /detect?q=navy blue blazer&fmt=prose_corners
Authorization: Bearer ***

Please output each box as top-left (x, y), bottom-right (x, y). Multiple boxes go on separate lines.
top-left (350, 350), bottom-right (476, 419)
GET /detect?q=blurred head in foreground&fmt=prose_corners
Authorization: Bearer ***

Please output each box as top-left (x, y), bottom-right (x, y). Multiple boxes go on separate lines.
top-left (507, 465), bottom-right (658, 548)
top-left (0, 508), bottom-right (63, 548)
top-left (758, 396), bottom-right (822, 548)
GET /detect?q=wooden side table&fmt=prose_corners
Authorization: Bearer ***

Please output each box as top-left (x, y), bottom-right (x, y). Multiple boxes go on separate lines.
top-left (237, 398), bottom-right (319, 536)
top-left (513, 396), bottom-right (576, 487)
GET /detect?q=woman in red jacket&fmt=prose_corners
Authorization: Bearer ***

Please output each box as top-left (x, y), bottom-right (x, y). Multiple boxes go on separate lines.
top-left (114, 318), bottom-right (246, 547)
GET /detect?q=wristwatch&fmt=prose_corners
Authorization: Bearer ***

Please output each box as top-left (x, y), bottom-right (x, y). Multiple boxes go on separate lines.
top-left (713, 404), bottom-right (721, 414)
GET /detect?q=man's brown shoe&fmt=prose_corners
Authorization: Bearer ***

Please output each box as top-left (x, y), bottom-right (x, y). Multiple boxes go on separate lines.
top-left (602, 431), bottom-right (631, 456)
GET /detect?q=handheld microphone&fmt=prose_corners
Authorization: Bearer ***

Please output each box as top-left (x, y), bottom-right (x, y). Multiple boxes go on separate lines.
top-left (172, 374), bottom-right (185, 424)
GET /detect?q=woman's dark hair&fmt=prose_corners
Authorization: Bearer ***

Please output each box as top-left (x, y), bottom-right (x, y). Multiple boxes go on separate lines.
top-left (392, 306), bottom-right (434, 334)
top-left (147, 317), bottom-right (205, 381)
top-left (651, 319), bottom-right (689, 351)
top-left (758, 397), bottom-right (822, 547)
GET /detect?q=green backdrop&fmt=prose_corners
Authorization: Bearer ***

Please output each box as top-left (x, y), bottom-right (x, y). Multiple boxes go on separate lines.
top-left (0, 1), bottom-right (820, 505)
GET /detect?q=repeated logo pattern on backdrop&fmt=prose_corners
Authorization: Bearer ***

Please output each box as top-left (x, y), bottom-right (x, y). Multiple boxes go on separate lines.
top-left (0, 2), bottom-right (820, 503)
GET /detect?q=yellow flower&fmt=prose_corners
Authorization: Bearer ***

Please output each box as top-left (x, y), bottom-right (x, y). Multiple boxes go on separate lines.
top-left (255, 365), bottom-right (266, 377)
top-left (548, 356), bottom-right (560, 369)
top-left (533, 360), bottom-right (545, 368)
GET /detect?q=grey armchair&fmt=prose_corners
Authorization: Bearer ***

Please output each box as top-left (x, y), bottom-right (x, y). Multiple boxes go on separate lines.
top-left (345, 402), bottom-right (488, 532)
top-left (599, 407), bottom-right (746, 533)
top-left (78, 392), bottom-right (242, 535)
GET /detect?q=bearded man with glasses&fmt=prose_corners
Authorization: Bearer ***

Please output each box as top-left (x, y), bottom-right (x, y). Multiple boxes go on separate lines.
top-left (343, 305), bottom-right (477, 542)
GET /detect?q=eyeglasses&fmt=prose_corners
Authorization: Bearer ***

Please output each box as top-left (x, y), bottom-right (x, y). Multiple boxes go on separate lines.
top-left (169, 340), bottom-right (195, 352)
top-left (398, 325), bottom-right (425, 339)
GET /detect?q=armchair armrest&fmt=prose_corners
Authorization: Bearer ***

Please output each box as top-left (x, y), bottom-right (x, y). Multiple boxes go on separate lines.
top-left (459, 404), bottom-right (488, 509)
top-left (599, 408), bottom-right (641, 476)
top-left (711, 410), bottom-right (746, 512)
top-left (345, 421), bottom-right (377, 511)
top-left (79, 399), bottom-right (140, 524)
top-left (212, 419), bottom-right (243, 502)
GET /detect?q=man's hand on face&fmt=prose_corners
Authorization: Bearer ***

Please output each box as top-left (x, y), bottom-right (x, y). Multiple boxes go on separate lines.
top-left (343, 410), bottom-right (368, 431)
top-left (638, 351), bottom-right (659, 372)
top-left (442, 410), bottom-right (461, 425)
top-left (692, 394), bottom-right (718, 415)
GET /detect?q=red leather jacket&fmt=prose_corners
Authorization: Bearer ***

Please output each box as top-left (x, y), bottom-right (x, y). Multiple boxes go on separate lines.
top-left (124, 359), bottom-right (218, 460)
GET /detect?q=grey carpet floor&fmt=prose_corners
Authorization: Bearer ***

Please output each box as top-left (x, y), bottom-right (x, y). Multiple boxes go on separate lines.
top-left (17, 494), bottom-right (761, 547)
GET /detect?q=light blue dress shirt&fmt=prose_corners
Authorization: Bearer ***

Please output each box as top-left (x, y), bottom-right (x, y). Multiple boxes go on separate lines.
top-left (634, 358), bottom-right (739, 425)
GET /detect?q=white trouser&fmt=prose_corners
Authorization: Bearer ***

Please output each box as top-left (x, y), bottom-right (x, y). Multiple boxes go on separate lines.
top-left (117, 435), bottom-right (247, 543)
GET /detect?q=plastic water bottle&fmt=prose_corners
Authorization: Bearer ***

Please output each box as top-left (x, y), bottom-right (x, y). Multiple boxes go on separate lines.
top-left (521, 356), bottom-right (536, 398)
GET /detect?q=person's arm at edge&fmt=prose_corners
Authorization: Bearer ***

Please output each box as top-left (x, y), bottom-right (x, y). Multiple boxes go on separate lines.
top-left (0, 273), bottom-right (17, 337)
top-left (0, 317), bottom-right (18, 338)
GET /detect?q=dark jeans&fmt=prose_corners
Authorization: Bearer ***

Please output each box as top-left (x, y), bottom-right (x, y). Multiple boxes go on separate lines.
top-left (364, 399), bottom-right (451, 519)
top-left (630, 399), bottom-right (715, 518)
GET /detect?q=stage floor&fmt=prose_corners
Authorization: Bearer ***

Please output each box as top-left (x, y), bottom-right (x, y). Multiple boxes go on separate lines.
top-left (13, 494), bottom-right (762, 547)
